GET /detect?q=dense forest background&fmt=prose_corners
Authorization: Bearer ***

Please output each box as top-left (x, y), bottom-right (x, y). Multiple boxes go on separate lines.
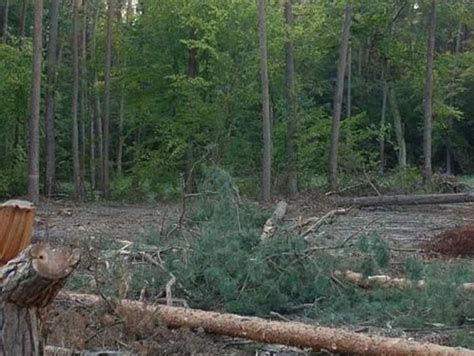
top-left (0, 0), bottom-right (473, 203)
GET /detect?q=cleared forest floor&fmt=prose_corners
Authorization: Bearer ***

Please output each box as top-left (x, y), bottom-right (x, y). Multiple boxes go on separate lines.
top-left (37, 199), bottom-right (474, 355)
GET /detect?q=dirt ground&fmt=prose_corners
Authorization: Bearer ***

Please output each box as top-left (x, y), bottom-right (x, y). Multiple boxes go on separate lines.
top-left (36, 198), bottom-right (474, 355)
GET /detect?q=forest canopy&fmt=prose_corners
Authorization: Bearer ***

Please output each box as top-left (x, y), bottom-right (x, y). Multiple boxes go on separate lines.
top-left (0, 0), bottom-right (473, 202)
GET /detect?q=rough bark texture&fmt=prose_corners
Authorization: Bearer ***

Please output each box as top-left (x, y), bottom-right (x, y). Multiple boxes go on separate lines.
top-left (0, 245), bottom-right (80, 355)
top-left (284, 0), bottom-right (297, 197)
top-left (28, 0), bottom-right (44, 205)
top-left (45, 0), bottom-right (60, 196)
top-left (346, 43), bottom-right (352, 119)
top-left (60, 293), bottom-right (473, 355)
top-left (328, 4), bottom-right (352, 191)
top-left (72, 0), bottom-right (83, 200)
top-left (335, 192), bottom-right (474, 208)
top-left (103, 0), bottom-right (114, 198)
top-left (19, 0), bottom-right (28, 38)
top-left (423, 0), bottom-right (436, 183)
top-left (388, 86), bottom-right (407, 168)
top-left (0, 200), bottom-right (34, 266)
top-left (117, 91), bottom-right (125, 176)
top-left (261, 200), bottom-right (288, 241)
top-left (80, 0), bottom-right (88, 192)
top-left (258, 0), bottom-right (272, 202)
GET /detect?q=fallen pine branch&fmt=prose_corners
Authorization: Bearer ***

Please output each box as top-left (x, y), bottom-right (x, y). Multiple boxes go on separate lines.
top-left (300, 208), bottom-right (349, 238)
top-left (54, 292), bottom-right (474, 355)
top-left (334, 192), bottom-right (474, 207)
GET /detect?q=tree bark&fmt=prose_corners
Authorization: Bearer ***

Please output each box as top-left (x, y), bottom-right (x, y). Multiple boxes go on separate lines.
top-left (379, 64), bottom-right (388, 173)
top-left (28, 0), bottom-right (44, 205)
top-left (2, 0), bottom-right (9, 43)
top-left (0, 245), bottom-right (80, 355)
top-left (103, 0), bottom-right (114, 198)
top-left (423, 0), bottom-right (436, 183)
top-left (328, 3), bottom-right (352, 192)
top-left (80, 0), bottom-right (88, 191)
top-left (346, 43), bottom-right (352, 119)
top-left (91, 0), bottom-right (103, 191)
top-left (45, 0), bottom-right (61, 196)
top-left (284, 0), bottom-right (297, 197)
top-left (258, 0), bottom-right (272, 202)
top-left (388, 86), bottom-right (407, 169)
top-left (19, 0), bottom-right (28, 38)
top-left (58, 293), bottom-right (473, 355)
top-left (72, 0), bottom-right (83, 200)
top-left (117, 90), bottom-right (125, 177)
top-left (334, 192), bottom-right (474, 208)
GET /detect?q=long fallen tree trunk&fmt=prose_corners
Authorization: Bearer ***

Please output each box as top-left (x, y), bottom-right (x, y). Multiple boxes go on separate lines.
top-left (334, 192), bottom-right (474, 207)
top-left (57, 293), bottom-right (473, 355)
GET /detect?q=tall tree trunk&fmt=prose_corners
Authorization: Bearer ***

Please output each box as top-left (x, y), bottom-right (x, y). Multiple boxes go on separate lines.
top-left (2, 0), bottom-right (9, 43)
top-left (258, 0), bottom-right (272, 202)
top-left (45, 0), bottom-right (60, 196)
top-left (116, 90), bottom-right (124, 176)
top-left (91, 0), bottom-right (103, 190)
top-left (328, 3), bottom-right (352, 191)
top-left (80, 0), bottom-right (88, 192)
top-left (19, 0), bottom-right (28, 38)
top-left (379, 65), bottom-right (388, 173)
top-left (423, 0), bottom-right (436, 183)
top-left (72, 0), bottom-right (83, 200)
top-left (103, 0), bottom-right (114, 198)
top-left (284, 0), bottom-right (297, 197)
top-left (346, 43), bottom-right (352, 119)
top-left (388, 86), bottom-right (407, 169)
top-left (28, 0), bottom-right (44, 205)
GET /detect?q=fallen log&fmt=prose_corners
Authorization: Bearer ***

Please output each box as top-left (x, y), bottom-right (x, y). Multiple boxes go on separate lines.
top-left (334, 192), bottom-right (474, 207)
top-left (57, 293), bottom-right (473, 355)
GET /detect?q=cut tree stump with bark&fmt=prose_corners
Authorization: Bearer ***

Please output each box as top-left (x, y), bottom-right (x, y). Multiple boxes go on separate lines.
top-left (261, 200), bottom-right (288, 241)
top-left (334, 192), bottom-right (474, 208)
top-left (58, 293), bottom-right (473, 355)
top-left (0, 199), bottom-right (81, 355)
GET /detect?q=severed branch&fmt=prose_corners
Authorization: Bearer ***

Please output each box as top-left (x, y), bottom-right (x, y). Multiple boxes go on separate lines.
top-left (261, 201), bottom-right (288, 241)
top-left (300, 208), bottom-right (349, 238)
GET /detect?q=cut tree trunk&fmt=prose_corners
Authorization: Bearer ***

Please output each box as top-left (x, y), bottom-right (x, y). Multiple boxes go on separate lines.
top-left (334, 192), bottom-right (474, 208)
top-left (261, 200), bottom-right (288, 241)
top-left (58, 293), bottom-right (473, 355)
top-left (0, 202), bottom-right (80, 355)
top-left (0, 245), bottom-right (80, 355)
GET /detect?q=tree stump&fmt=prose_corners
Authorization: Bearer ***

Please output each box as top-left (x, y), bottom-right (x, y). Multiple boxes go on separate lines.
top-left (0, 200), bottom-right (80, 355)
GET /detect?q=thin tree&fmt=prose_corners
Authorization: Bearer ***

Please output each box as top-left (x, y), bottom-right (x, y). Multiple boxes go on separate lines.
top-left (103, 0), bottom-right (114, 197)
top-left (45, 0), bottom-right (61, 195)
top-left (72, 0), bottom-right (83, 199)
top-left (284, 0), bottom-right (297, 196)
top-left (28, 0), bottom-right (44, 205)
top-left (423, 0), bottom-right (436, 183)
top-left (346, 43), bottom-right (352, 119)
top-left (19, 0), bottom-right (28, 38)
top-left (328, 3), bottom-right (352, 191)
top-left (2, 0), bottom-right (9, 43)
top-left (379, 63), bottom-right (388, 172)
top-left (388, 86), bottom-right (407, 168)
top-left (258, 0), bottom-right (272, 202)
top-left (79, 0), bottom-right (88, 189)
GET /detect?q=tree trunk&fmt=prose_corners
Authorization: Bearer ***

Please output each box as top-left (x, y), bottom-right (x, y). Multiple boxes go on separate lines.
top-left (328, 3), bottom-right (352, 191)
top-left (388, 86), bottom-right (407, 169)
top-left (423, 0), bottom-right (436, 183)
top-left (379, 64), bottom-right (388, 173)
top-left (28, 0), bottom-right (44, 205)
top-left (45, 0), bottom-right (60, 196)
top-left (284, 0), bottom-right (297, 197)
top-left (258, 0), bottom-right (272, 202)
top-left (334, 192), bottom-right (474, 208)
top-left (346, 43), bottom-right (352, 119)
top-left (116, 90), bottom-right (125, 176)
top-left (0, 245), bottom-right (80, 355)
top-left (103, 0), bottom-right (114, 198)
top-left (19, 0), bottom-right (28, 38)
top-left (80, 0), bottom-right (88, 192)
top-left (59, 293), bottom-right (473, 355)
top-left (2, 0), bottom-right (9, 43)
top-left (72, 0), bottom-right (83, 200)
top-left (91, 0), bottom-right (103, 191)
